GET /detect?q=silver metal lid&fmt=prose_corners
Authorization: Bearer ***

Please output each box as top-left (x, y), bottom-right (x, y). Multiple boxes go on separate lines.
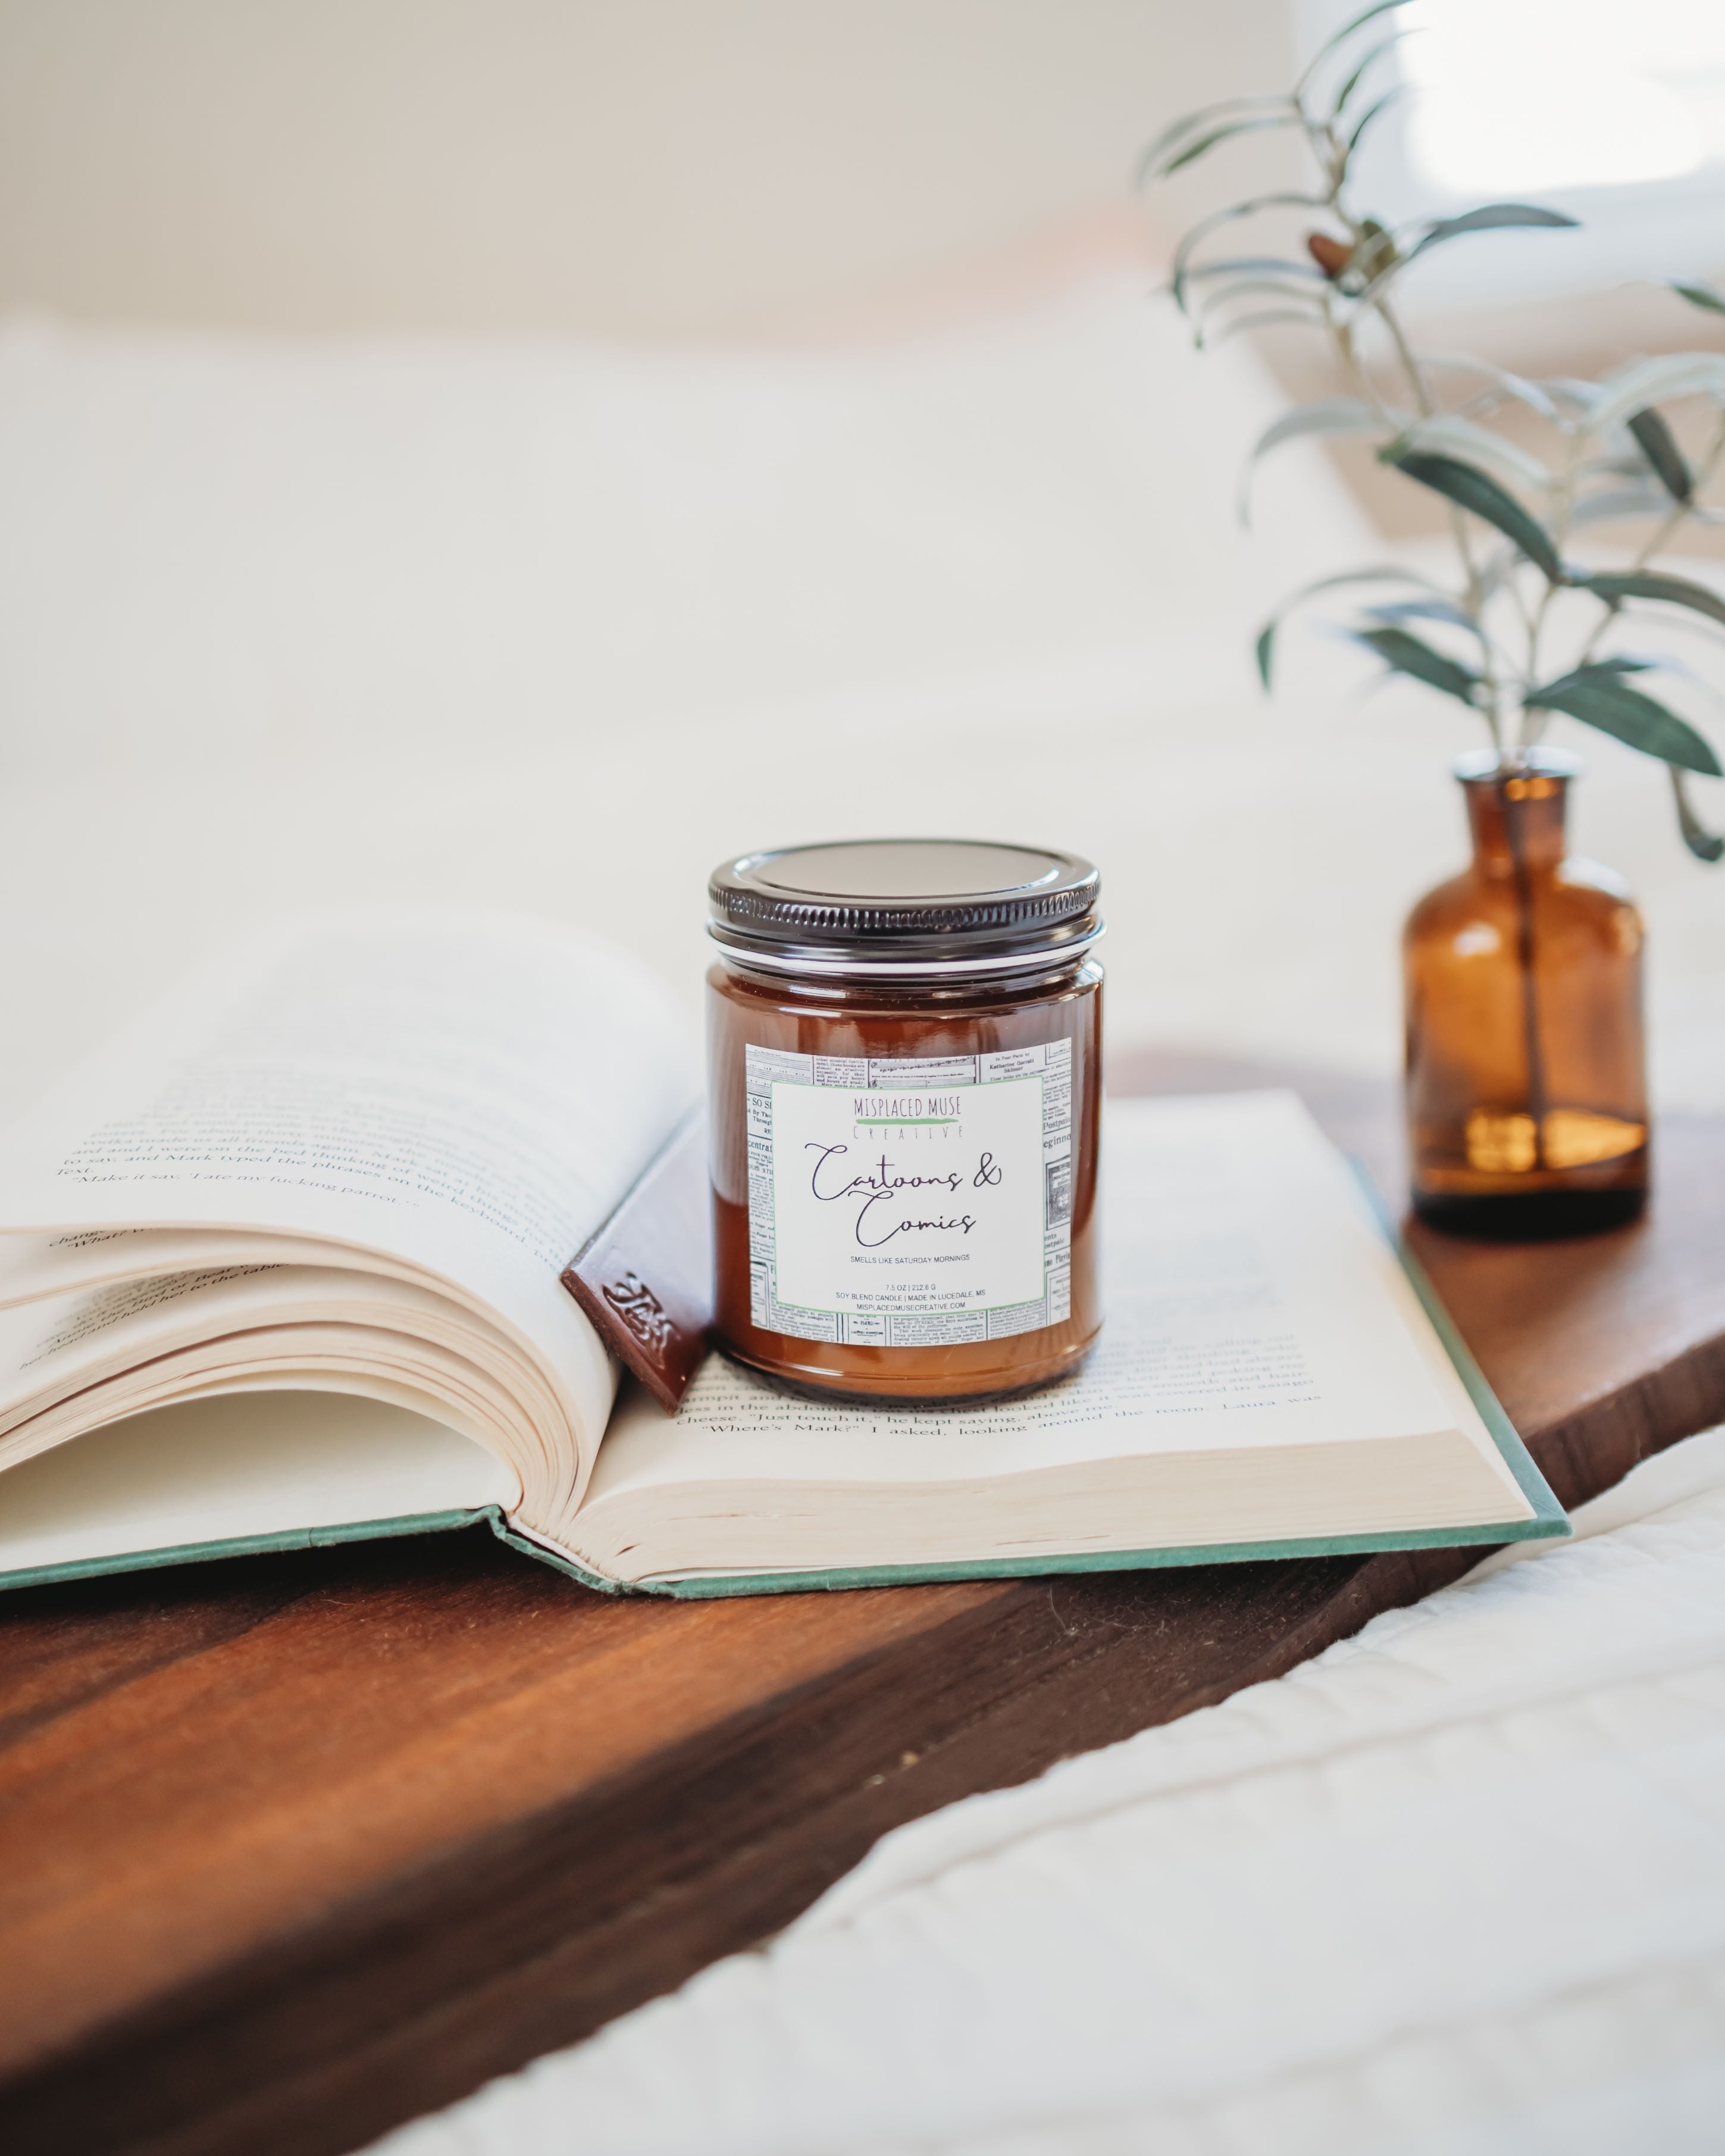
top-left (708, 838), bottom-right (1103, 977)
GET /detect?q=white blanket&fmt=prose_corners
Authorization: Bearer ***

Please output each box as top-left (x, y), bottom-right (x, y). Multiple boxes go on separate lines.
top-left (4, 267), bottom-right (1722, 2151)
top-left (372, 1427), bottom-right (1725, 2155)
top-left (3, 273), bottom-right (1721, 1122)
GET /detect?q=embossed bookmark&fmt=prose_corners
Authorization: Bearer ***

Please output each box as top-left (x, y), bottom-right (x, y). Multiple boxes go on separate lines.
top-left (561, 1108), bottom-right (712, 1412)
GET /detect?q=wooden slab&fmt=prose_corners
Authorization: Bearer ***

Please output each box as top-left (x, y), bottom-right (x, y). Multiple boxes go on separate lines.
top-left (5, 1055), bottom-right (1725, 2156)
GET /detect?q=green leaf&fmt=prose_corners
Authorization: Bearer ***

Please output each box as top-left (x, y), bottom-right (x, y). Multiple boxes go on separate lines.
top-left (1582, 450), bottom-right (1658, 481)
top-left (1423, 352), bottom-right (1560, 423)
top-left (1159, 113), bottom-right (1304, 178)
top-left (1239, 396), bottom-right (1393, 521)
top-left (1332, 30), bottom-right (1404, 117)
top-left (1344, 86), bottom-right (1405, 159)
top-left (1569, 486), bottom-right (1676, 527)
top-left (1380, 448), bottom-right (1562, 580)
top-left (1625, 406), bottom-right (1692, 503)
top-left (1168, 193), bottom-right (1329, 309)
top-left (1544, 377), bottom-right (1605, 416)
top-left (1204, 306), bottom-right (1325, 348)
top-left (1672, 281), bottom-right (1725, 318)
top-left (1366, 596), bottom-right (1484, 637)
top-left (1182, 256), bottom-right (1327, 283)
top-left (1348, 625), bottom-right (1480, 705)
top-left (1296, 0), bottom-right (1414, 94)
top-left (1586, 354), bottom-right (1725, 440)
top-left (1405, 202), bottom-right (1579, 262)
top-left (1253, 565), bottom-right (1436, 690)
top-left (1390, 415), bottom-right (1551, 495)
top-left (1137, 97), bottom-right (1294, 183)
top-left (1243, 396), bottom-right (1383, 462)
top-left (1576, 570), bottom-right (1725, 631)
top-left (1195, 277), bottom-right (1329, 333)
top-left (1524, 664), bottom-right (1723, 775)
top-left (1671, 769), bottom-right (1725, 862)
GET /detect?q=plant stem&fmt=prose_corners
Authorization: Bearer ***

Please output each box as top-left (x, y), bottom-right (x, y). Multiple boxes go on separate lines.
top-left (1370, 289), bottom-right (1506, 753)
top-left (1544, 407), bottom-right (1725, 733)
top-left (1518, 428), bottom-right (1583, 752)
top-left (1498, 775), bottom-right (1549, 1168)
top-left (1628, 409), bottom-right (1725, 572)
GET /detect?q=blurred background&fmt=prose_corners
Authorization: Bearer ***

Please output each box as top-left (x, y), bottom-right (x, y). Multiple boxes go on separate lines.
top-left (7, 0), bottom-right (1725, 346)
top-left (1, 0), bottom-right (1721, 1112)
top-left (0, 0), bottom-right (1292, 340)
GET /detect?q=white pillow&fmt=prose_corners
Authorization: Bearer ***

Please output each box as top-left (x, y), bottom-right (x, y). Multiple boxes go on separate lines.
top-left (0, 273), bottom-right (1373, 774)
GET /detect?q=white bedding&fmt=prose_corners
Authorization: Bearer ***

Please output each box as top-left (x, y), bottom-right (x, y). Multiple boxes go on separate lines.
top-left (2, 271), bottom-right (1721, 1122)
top-left (2, 267), bottom-right (1722, 2150)
top-left (372, 1428), bottom-right (1725, 2156)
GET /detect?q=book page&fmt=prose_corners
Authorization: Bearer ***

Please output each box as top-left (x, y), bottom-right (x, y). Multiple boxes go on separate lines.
top-left (0, 1263), bottom-right (559, 1464)
top-left (0, 909), bottom-right (695, 1497)
top-left (586, 1092), bottom-right (1526, 1508)
top-left (0, 1226), bottom-right (442, 1311)
top-left (0, 1394), bottom-right (514, 1583)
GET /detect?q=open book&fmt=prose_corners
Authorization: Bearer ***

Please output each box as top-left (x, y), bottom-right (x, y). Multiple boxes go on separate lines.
top-left (0, 913), bottom-right (1564, 1595)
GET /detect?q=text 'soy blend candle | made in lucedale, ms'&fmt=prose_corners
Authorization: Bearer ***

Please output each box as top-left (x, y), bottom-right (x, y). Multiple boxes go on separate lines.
top-left (706, 839), bottom-right (1103, 1401)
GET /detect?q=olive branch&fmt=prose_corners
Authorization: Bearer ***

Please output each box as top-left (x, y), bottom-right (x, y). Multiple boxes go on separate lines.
top-left (1143, 0), bottom-right (1725, 861)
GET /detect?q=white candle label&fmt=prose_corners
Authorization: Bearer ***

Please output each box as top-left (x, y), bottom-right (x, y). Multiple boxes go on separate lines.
top-left (744, 1040), bottom-right (1073, 1348)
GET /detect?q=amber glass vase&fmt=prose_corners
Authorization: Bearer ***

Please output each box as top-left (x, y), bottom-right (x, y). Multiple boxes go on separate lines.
top-left (1404, 749), bottom-right (1648, 1237)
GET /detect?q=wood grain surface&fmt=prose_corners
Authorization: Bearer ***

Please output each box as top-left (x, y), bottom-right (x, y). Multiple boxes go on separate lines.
top-left (4, 1055), bottom-right (1724, 2156)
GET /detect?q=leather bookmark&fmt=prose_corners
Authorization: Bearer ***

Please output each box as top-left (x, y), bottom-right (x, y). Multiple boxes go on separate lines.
top-left (561, 1107), bottom-right (712, 1412)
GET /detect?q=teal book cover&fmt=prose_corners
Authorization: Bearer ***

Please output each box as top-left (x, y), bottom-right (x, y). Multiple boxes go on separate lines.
top-left (0, 1216), bottom-right (1567, 1600)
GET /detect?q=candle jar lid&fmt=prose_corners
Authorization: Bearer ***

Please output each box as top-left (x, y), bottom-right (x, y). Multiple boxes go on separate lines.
top-left (707, 837), bottom-right (1102, 978)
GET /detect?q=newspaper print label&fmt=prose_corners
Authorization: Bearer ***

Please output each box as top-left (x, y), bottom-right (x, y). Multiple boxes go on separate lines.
top-left (745, 1041), bottom-right (1073, 1349)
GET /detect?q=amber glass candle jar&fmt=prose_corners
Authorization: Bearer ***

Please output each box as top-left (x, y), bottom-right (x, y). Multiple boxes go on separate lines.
top-left (1405, 750), bottom-right (1648, 1237)
top-left (706, 839), bottom-right (1104, 1401)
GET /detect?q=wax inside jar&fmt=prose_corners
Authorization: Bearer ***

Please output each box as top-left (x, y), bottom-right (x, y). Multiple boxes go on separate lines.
top-left (706, 958), bottom-right (1103, 1402)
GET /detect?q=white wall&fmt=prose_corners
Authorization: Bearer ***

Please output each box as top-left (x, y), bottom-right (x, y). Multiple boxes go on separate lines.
top-left (0, 0), bottom-right (1297, 338)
